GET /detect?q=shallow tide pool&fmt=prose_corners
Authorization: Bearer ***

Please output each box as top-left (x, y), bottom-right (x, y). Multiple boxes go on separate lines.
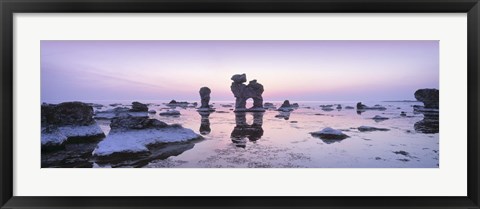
top-left (42, 101), bottom-right (439, 168)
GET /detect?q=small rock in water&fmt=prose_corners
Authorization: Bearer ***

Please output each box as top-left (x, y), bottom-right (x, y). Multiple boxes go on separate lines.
top-left (356, 102), bottom-right (387, 110)
top-left (336, 105), bottom-right (342, 110)
top-left (400, 111), bottom-right (407, 117)
top-left (358, 126), bottom-right (390, 132)
top-left (148, 109), bottom-right (157, 114)
top-left (159, 110), bottom-right (181, 116)
top-left (393, 150), bottom-right (410, 157)
top-left (277, 100), bottom-right (295, 112)
top-left (345, 106), bottom-right (355, 109)
top-left (371, 115), bottom-right (389, 121)
top-left (263, 102), bottom-right (276, 109)
top-left (322, 106), bottom-right (334, 111)
top-left (310, 127), bottom-right (349, 140)
top-left (131, 101), bottom-right (148, 112)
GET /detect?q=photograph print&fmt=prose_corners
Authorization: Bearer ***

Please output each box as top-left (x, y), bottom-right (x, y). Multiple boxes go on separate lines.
top-left (41, 40), bottom-right (439, 168)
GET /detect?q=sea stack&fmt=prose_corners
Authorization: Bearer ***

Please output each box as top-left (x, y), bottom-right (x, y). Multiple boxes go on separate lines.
top-left (197, 87), bottom-right (215, 112)
top-left (230, 73), bottom-right (265, 112)
top-left (414, 88), bottom-right (439, 109)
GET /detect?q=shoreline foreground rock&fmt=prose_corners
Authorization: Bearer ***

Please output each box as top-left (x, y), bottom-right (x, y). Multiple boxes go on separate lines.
top-left (93, 115), bottom-right (201, 158)
top-left (230, 73), bottom-right (266, 112)
top-left (41, 102), bottom-right (105, 148)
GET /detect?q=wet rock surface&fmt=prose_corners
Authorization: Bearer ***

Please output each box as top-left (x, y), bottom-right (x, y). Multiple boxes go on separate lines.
top-left (41, 102), bottom-right (105, 147)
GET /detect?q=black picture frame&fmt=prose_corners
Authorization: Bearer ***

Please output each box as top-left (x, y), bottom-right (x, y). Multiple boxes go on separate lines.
top-left (1, 0), bottom-right (479, 208)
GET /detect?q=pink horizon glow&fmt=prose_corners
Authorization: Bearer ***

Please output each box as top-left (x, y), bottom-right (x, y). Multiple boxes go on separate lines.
top-left (41, 40), bottom-right (439, 102)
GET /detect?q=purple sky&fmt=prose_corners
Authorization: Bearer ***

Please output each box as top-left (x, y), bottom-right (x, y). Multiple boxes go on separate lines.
top-left (41, 40), bottom-right (439, 102)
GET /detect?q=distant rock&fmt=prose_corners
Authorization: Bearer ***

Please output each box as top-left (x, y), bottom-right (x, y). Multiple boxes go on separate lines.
top-left (94, 103), bottom-right (148, 119)
top-left (292, 103), bottom-right (299, 108)
top-left (345, 106), bottom-right (355, 109)
top-left (221, 104), bottom-right (233, 108)
top-left (357, 102), bottom-right (386, 111)
top-left (131, 101), bottom-right (148, 112)
top-left (371, 115), bottom-right (389, 122)
top-left (414, 88), bottom-right (439, 109)
top-left (109, 103), bottom-right (122, 107)
top-left (159, 110), bottom-right (181, 116)
top-left (400, 111), bottom-right (407, 117)
top-left (263, 102), bottom-right (276, 109)
top-left (310, 127), bottom-right (349, 141)
top-left (110, 115), bottom-right (168, 130)
top-left (277, 100), bottom-right (295, 112)
top-left (41, 102), bottom-right (105, 147)
top-left (336, 105), bottom-right (342, 110)
top-left (166, 100), bottom-right (190, 107)
top-left (322, 106), bottom-right (334, 111)
top-left (358, 126), bottom-right (390, 132)
top-left (87, 103), bottom-right (103, 108)
top-left (148, 109), bottom-right (157, 114)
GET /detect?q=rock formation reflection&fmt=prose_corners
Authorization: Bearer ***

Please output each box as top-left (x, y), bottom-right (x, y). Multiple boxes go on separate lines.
top-left (230, 112), bottom-right (264, 148)
top-left (414, 112), bottom-right (439, 134)
top-left (199, 112), bottom-right (211, 135)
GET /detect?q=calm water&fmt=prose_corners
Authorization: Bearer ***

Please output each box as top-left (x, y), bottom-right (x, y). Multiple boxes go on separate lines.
top-left (42, 100), bottom-right (439, 168)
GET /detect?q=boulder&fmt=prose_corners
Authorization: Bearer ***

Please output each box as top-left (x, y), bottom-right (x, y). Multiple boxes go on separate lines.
top-left (131, 101), bottom-right (148, 112)
top-left (41, 102), bottom-right (105, 147)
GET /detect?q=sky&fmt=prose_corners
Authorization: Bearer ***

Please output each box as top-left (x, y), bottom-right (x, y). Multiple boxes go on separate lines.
top-left (41, 40), bottom-right (439, 102)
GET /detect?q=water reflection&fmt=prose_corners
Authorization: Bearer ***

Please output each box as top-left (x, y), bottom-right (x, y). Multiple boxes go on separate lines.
top-left (414, 112), bottom-right (439, 134)
top-left (230, 112), bottom-right (264, 148)
top-left (198, 112), bottom-right (211, 135)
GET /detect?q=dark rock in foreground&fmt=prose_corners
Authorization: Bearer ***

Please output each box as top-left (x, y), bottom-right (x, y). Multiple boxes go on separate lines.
top-left (41, 102), bottom-right (105, 147)
top-left (93, 115), bottom-right (201, 158)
